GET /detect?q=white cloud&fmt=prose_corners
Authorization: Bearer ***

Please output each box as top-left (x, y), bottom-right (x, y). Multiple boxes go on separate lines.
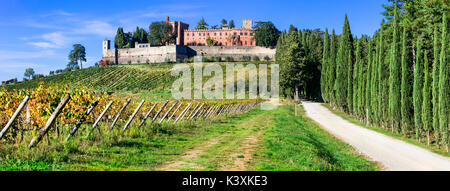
top-left (0, 49), bottom-right (56, 60)
top-left (73, 20), bottom-right (116, 37)
top-left (28, 32), bottom-right (68, 48)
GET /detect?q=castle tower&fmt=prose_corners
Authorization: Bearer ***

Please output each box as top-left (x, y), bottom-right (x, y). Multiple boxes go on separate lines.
top-left (102, 40), bottom-right (110, 57)
top-left (242, 18), bottom-right (253, 29)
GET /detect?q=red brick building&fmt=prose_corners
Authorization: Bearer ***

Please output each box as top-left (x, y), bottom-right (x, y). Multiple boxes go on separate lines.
top-left (165, 16), bottom-right (255, 46)
top-left (183, 28), bottom-right (255, 46)
top-left (165, 16), bottom-right (190, 45)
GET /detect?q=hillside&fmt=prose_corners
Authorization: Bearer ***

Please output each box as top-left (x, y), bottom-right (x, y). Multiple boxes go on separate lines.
top-left (8, 64), bottom-right (175, 92)
top-left (7, 62), bottom-right (273, 98)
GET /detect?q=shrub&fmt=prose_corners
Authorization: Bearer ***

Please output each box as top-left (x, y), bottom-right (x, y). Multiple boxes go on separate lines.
top-left (213, 56), bottom-right (222, 62)
top-left (264, 55), bottom-right (271, 61)
top-left (225, 56), bottom-right (234, 62)
top-left (242, 56), bottom-right (251, 62)
top-left (253, 56), bottom-right (260, 61)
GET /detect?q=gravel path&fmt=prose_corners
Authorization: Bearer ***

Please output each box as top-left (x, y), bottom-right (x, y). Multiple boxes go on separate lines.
top-left (302, 101), bottom-right (450, 171)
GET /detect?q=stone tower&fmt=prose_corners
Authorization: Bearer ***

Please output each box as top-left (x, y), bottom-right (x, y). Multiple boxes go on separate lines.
top-left (242, 18), bottom-right (253, 29)
top-left (102, 40), bottom-right (110, 57)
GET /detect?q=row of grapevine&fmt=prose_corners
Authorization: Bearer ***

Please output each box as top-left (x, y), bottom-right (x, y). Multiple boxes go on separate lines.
top-left (0, 84), bottom-right (262, 148)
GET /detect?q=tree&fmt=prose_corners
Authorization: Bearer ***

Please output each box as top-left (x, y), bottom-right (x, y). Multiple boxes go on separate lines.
top-left (321, 28), bottom-right (330, 102)
top-left (438, 13), bottom-right (448, 151)
top-left (413, 37), bottom-right (423, 141)
top-left (422, 50), bottom-right (432, 145)
top-left (132, 27), bottom-right (148, 47)
top-left (114, 27), bottom-right (126, 48)
top-left (335, 14), bottom-right (353, 112)
top-left (400, 26), bottom-right (412, 135)
top-left (365, 38), bottom-right (373, 124)
top-left (253, 21), bottom-right (281, 47)
top-left (221, 19), bottom-right (227, 27)
top-left (389, 0), bottom-right (401, 132)
top-left (229, 20), bottom-right (235, 29)
top-left (431, 25), bottom-right (440, 145)
top-left (69, 44), bottom-right (86, 69)
top-left (196, 18), bottom-right (209, 29)
top-left (328, 29), bottom-right (337, 106)
top-left (206, 36), bottom-right (216, 46)
top-left (24, 68), bottom-right (35, 80)
top-left (148, 22), bottom-right (176, 46)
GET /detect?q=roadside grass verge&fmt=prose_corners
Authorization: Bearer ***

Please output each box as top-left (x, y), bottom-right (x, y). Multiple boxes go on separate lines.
top-left (249, 105), bottom-right (380, 171)
top-left (321, 103), bottom-right (449, 157)
top-left (0, 110), bottom-right (260, 171)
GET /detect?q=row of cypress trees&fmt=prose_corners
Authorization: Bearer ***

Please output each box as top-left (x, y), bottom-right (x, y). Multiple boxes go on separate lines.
top-left (320, 0), bottom-right (448, 151)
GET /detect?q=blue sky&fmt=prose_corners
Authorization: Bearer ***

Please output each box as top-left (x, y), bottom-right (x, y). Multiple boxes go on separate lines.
top-left (0, 0), bottom-right (386, 82)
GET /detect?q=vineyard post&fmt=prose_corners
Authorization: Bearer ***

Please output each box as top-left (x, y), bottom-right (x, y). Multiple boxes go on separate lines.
top-left (175, 103), bottom-right (192, 123)
top-left (66, 100), bottom-right (99, 141)
top-left (122, 99), bottom-right (145, 132)
top-left (216, 105), bottom-right (224, 116)
top-left (109, 98), bottom-right (131, 131)
top-left (197, 105), bottom-right (209, 119)
top-left (203, 105), bottom-right (214, 118)
top-left (160, 100), bottom-right (178, 123)
top-left (138, 103), bottom-right (157, 128)
top-left (168, 102), bottom-right (182, 122)
top-left (0, 96), bottom-right (29, 140)
top-left (152, 100), bottom-right (169, 122)
top-left (88, 100), bottom-right (113, 136)
top-left (205, 105), bottom-right (217, 118)
top-left (187, 103), bottom-right (200, 119)
top-left (190, 103), bottom-right (204, 120)
top-left (28, 94), bottom-right (71, 148)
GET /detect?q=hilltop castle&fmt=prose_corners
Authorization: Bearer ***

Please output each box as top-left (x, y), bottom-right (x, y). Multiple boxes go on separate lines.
top-left (102, 17), bottom-right (275, 64)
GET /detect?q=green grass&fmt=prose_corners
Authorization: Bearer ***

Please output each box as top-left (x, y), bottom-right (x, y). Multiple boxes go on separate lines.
top-left (322, 103), bottom-right (449, 157)
top-left (249, 104), bottom-right (380, 171)
top-left (0, 108), bottom-right (262, 171)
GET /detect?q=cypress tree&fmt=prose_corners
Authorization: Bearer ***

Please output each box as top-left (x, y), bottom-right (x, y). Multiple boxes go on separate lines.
top-left (422, 50), bottom-right (431, 145)
top-left (328, 29), bottom-right (337, 107)
top-left (358, 37), bottom-right (367, 120)
top-left (336, 14), bottom-right (353, 112)
top-left (321, 29), bottom-right (330, 102)
top-left (365, 39), bottom-right (373, 124)
top-left (353, 37), bottom-right (361, 118)
top-left (377, 20), bottom-right (387, 127)
top-left (432, 25), bottom-right (440, 146)
top-left (371, 35), bottom-right (379, 125)
top-left (438, 13), bottom-right (448, 152)
top-left (400, 27), bottom-right (411, 136)
top-left (413, 37), bottom-right (423, 141)
top-left (389, 0), bottom-right (401, 132)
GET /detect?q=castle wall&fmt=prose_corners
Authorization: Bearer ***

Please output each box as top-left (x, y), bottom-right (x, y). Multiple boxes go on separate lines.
top-left (102, 45), bottom-right (188, 64)
top-left (102, 45), bottom-right (276, 64)
top-left (188, 46), bottom-right (276, 61)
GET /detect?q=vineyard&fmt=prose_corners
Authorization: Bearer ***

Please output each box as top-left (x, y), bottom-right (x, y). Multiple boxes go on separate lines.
top-left (8, 64), bottom-right (175, 92)
top-left (0, 83), bottom-right (261, 150)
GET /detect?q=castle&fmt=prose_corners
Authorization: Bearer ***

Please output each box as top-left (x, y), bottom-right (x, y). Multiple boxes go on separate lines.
top-left (102, 17), bottom-right (275, 64)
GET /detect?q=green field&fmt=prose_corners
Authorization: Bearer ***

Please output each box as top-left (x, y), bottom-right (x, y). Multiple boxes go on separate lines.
top-left (0, 102), bottom-right (379, 171)
top-left (1, 63), bottom-right (379, 171)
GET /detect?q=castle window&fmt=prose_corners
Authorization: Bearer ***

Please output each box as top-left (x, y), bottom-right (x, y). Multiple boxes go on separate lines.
top-left (240, 32), bottom-right (243, 35)
top-left (245, 33), bottom-right (248, 36)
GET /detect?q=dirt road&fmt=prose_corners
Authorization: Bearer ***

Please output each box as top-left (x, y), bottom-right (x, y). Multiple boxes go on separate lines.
top-left (302, 101), bottom-right (450, 171)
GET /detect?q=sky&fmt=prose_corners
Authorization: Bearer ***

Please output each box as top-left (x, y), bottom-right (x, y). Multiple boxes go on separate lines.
top-left (0, 0), bottom-right (386, 82)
